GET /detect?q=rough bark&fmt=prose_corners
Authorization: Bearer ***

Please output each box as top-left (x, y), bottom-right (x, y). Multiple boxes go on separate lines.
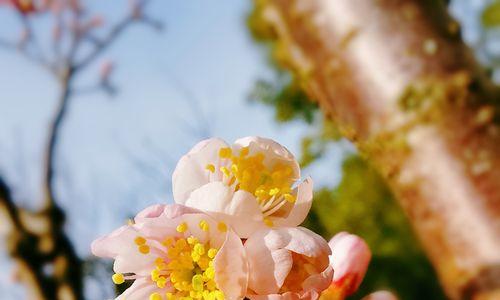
top-left (0, 72), bottom-right (83, 299)
top-left (260, 0), bottom-right (500, 299)
top-left (0, 174), bottom-right (82, 300)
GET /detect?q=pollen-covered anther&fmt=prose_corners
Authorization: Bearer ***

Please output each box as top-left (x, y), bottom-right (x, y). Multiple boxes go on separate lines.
top-left (176, 222), bottom-right (188, 233)
top-left (149, 293), bottom-right (162, 300)
top-left (284, 194), bottom-right (296, 203)
top-left (112, 273), bottom-right (125, 285)
top-left (205, 164), bottom-right (215, 173)
top-left (134, 236), bottom-right (146, 245)
top-left (199, 219), bottom-right (210, 231)
top-left (264, 218), bottom-right (273, 227)
top-left (219, 147), bottom-right (232, 158)
top-left (138, 244), bottom-right (150, 254)
top-left (217, 222), bottom-right (227, 232)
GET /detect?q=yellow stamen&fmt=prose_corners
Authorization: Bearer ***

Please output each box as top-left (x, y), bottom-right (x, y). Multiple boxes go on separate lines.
top-left (284, 194), bottom-right (296, 203)
top-left (205, 164), bottom-right (215, 173)
top-left (187, 235), bottom-right (198, 245)
top-left (199, 220), bottom-right (210, 231)
top-left (212, 147), bottom-right (297, 221)
top-left (134, 236), bottom-right (146, 245)
top-left (162, 237), bottom-right (174, 247)
top-left (264, 218), bottom-right (273, 227)
top-left (240, 146), bottom-right (249, 156)
top-left (176, 222), bottom-right (188, 233)
top-left (217, 222), bottom-right (227, 232)
top-left (138, 244), bottom-right (150, 254)
top-left (208, 248), bottom-right (218, 259)
top-left (148, 235), bottom-right (224, 298)
top-left (112, 273), bottom-right (124, 285)
top-left (269, 188), bottom-right (280, 196)
top-left (149, 293), bottom-right (162, 300)
top-left (220, 166), bottom-right (230, 177)
top-left (192, 274), bottom-right (204, 291)
top-left (219, 147), bottom-right (232, 158)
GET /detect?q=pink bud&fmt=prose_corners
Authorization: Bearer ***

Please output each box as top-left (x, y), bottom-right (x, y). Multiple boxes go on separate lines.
top-left (88, 15), bottom-right (104, 28)
top-left (99, 60), bottom-right (114, 82)
top-left (52, 24), bottom-right (61, 41)
top-left (18, 28), bottom-right (30, 47)
top-left (361, 291), bottom-right (398, 300)
top-left (328, 232), bottom-right (371, 296)
top-left (129, 0), bottom-right (142, 19)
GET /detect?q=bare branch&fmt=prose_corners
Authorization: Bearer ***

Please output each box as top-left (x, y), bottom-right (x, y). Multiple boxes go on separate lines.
top-left (74, 0), bottom-right (160, 72)
top-left (0, 38), bottom-right (56, 74)
top-left (0, 1), bottom-right (161, 298)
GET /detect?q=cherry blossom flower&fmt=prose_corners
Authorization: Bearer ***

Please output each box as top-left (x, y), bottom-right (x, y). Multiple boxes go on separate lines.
top-left (244, 227), bottom-right (333, 300)
top-left (172, 136), bottom-right (313, 238)
top-left (91, 204), bottom-right (248, 300)
top-left (320, 232), bottom-right (371, 299)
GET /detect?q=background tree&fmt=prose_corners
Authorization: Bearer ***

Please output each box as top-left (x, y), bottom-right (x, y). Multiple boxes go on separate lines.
top-left (248, 0), bottom-right (500, 299)
top-left (0, 0), bottom-right (161, 298)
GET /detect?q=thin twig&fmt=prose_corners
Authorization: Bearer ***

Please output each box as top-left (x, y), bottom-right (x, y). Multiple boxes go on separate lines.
top-left (0, 38), bottom-right (56, 74)
top-left (75, 0), bottom-right (160, 72)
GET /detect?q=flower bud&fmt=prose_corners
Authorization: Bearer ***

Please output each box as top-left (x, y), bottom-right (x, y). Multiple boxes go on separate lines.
top-left (361, 291), bottom-right (398, 300)
top-left (328, 232), bottom-right (371, 296)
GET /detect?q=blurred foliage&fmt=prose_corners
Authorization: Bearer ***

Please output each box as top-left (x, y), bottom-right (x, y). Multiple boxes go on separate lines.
top-left (482, 0), bottom-right (500, 27)
top-left (250, 78), bottom-right (318, 124)
top-left (247, 2), bottom-right (446, 299)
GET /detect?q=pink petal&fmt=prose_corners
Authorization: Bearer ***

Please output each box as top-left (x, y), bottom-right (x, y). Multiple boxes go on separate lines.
top-left (172, 138), bottom-right (229, 203)
top-left (247, 246), bottom-right (292, 294)
top-left (302, 266), bottom-right (333, 293)
top-left (329, 232), bottom-right (371, 295)
top-left (272, 178), bottom-right (313, 228)
top-left (91, 225), bottom-right (155, 275)
top-left (116, 278), bottom-right (164, 300)
top-left (177, 212), bottom-right (223, 246)
top-left (134, 204), bottom-right (167, 222)
top-left (270, 227), bottom-right (331, 262)
top-left (248, 291), bottom-right (320, 300)
top-left (245, 227), bottom-right (332, 296)
top-left (134, 203), bottom-right (201, 223)
top-left (161, 203), bottom-right (201, 219)
top-left (134, 205), bottom-right (197, 240)
top-left (185, 182), bottom-right (265, 238)
top-left (91, 225), bottom-right (136, 258)
top-left (214, 229), bottom-right (249, 298)
top-left (245, 228), bottom-right (293, 294)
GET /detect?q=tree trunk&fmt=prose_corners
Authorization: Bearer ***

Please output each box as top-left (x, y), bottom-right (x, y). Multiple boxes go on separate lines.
top-left (260, 0), bottom-right (500, 299)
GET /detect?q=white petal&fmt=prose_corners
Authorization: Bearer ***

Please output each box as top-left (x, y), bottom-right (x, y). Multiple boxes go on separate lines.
top-left (272, 178), bottom-right (313, 228)
top-left (185, 182), bottom-right (265, 238)
top-left (172, 138), bottom-right (229, 203)
top-left (214, 229), bottom-right (249, 298)
top-left (116, 278), bottom-right (163, 300)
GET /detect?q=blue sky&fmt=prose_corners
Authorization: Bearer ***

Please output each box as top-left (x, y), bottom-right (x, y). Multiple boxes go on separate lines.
top-left (0, 1), bottom-right (350, 298)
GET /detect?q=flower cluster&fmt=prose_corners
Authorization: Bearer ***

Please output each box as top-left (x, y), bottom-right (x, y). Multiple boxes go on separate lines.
top-left (92, 137), bottom-right (373, 300)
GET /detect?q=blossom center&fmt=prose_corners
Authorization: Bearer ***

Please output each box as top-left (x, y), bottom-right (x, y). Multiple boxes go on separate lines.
top-left (206, 147), bottom-right (297, 221)
top-left (114, 221), bottom-right (225, 300)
